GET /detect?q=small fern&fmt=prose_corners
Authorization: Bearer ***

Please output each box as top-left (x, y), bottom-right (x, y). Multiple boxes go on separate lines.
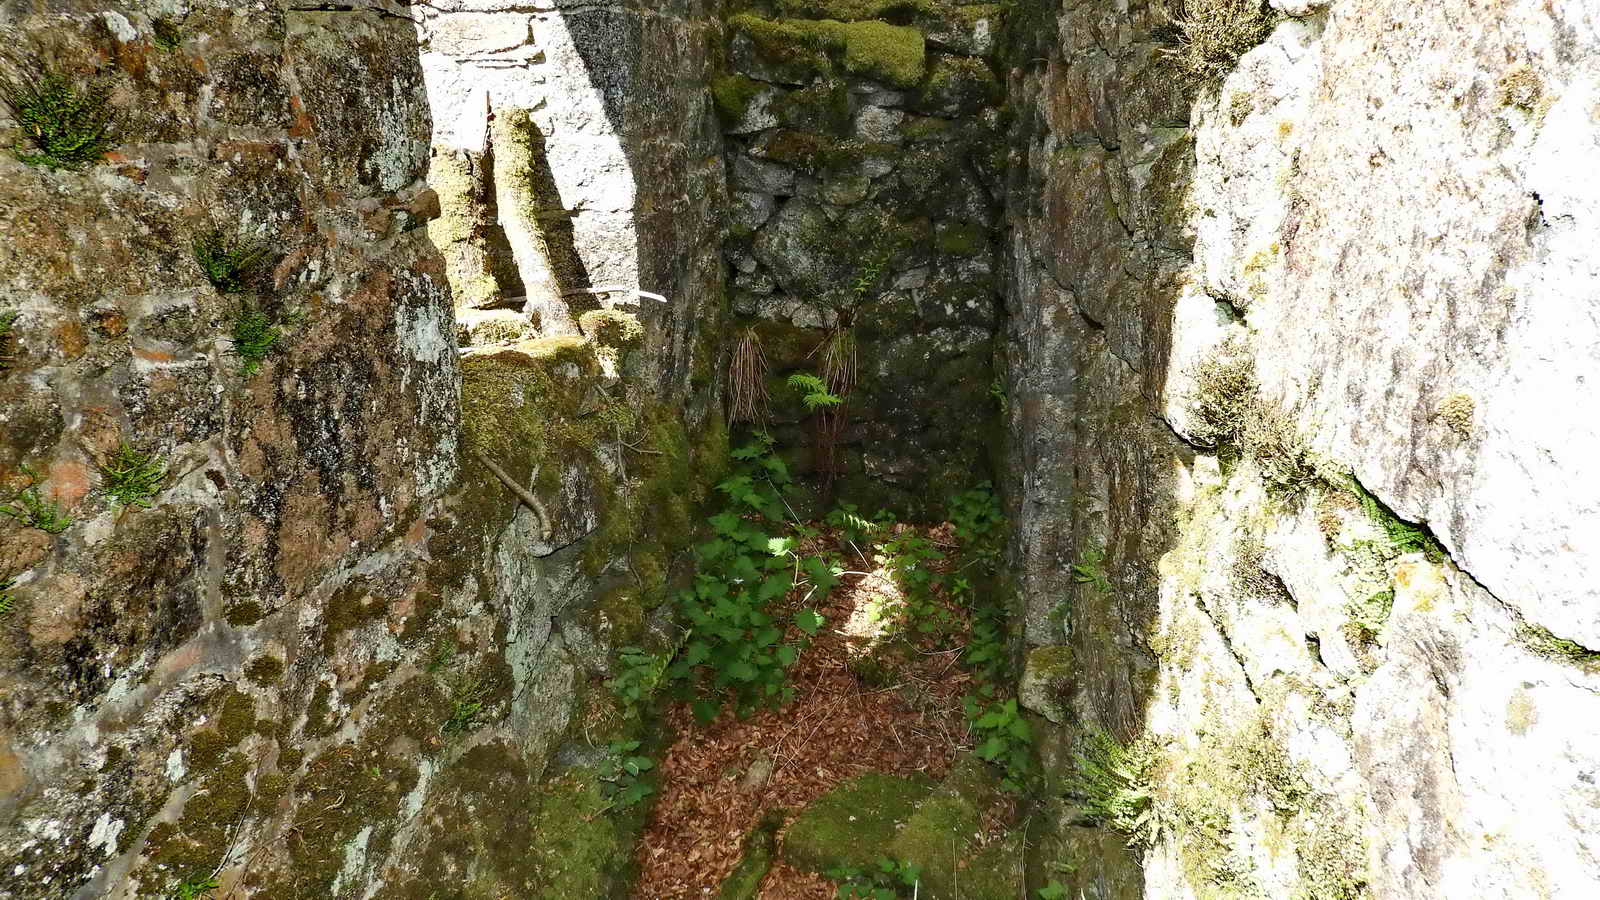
top-left (0, 466), bottom-right (71, 534)
top-left (99, 443), bottom-right (168, 509)
top-left (0, 62), bottom-right (118, 170)
top-left (787, 372), bottom-right (841, 411)
top-left (0, 575), bottom-right (16, 617)
top-left (194, 228), bottom-right (271, 294)
top-left (152, 18), bottom-right (185, 51)
top-left (0, 310), bottom-right (17, 371)
top-left (229, 304), bottom-right (281, 375)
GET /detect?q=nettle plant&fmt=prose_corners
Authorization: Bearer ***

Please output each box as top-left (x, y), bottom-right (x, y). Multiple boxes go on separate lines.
top-left (668, 434), bottom-right (833, 722)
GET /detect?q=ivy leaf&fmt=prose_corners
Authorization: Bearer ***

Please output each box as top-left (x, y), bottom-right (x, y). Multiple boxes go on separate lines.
top-left (794, 608), bottom-right (825, 636)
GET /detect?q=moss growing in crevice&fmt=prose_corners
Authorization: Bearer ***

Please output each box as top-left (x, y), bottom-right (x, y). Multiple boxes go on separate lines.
top-left (712, 73), bottom-right (767, 123)
top-left (729, 14), bottom-right (927, 89)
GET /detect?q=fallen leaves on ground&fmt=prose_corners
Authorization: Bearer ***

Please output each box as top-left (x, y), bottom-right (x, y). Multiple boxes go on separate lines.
top-left (633, 525), bottom-right (976, 899)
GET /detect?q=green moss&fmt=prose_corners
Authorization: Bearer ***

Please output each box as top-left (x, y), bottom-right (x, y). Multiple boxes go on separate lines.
top-left (187, 689), bottom-right (258, 769)
top-left (773, 79), bottom-right (854, 135)
top-left (729, 15), bottom-right (926, 89)
top-left (1518, 623), bottom-right (1600, 672)
top-left (934, 221), bottom-right (988, 256)
top-left (720, 815), bottom-right (780, 899)
top-left (712, 73), bottom-right (766, 123)
top-left (224, 600), bottom-right (265, 627)
top-left (782, 773), bottom-right (936, 873)
top-left (525, 768), bottom-right (642, 898)
top-left (775, 0), bottom-right (940, 19)
top-left (323, 581), bottom-right (387, 650)
top-left (244, 654), bottom-right (284, 686)
top-left (147, 752), bottom-right (253, 876)
top-left (888, 757), bottom-right (1004, 895)
top-left (289, 739), bottom-right (420, 893)
top-left (302, 681), bottom-right (338, 739)
top-left (917, 54), bottom-right (1002, 115)
top-left (577, 309), bottom-right (644, 349)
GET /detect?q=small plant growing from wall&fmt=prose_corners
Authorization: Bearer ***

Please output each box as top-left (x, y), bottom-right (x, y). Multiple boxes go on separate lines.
top-left (98, 442), bottom-right (168, 509)
top-left (0, 58), bottom-right (118, 170)
top-left (0, 466), bottom-right (71, 534)
top-left (228, 304), bottom-right (282, 375)
top-left (1167, 0), bottom-right (1278, 81)
top-left (728, 326), bottom-right (770, 425)
top-left (151, 17), bottom-right (186, 51)
top-left (166, 872), bottom-right (219, 900)
top-left (193, 228), bottom-right (271, 294)
top-left (0, 574), bottom-right (17, 617)
top-left (0, 310), bottom-right (17, 371)
top-left (598, 739), bottom-right (657, 810)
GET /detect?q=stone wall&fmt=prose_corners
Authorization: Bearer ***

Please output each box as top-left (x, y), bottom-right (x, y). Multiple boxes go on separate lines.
top-left (1006, 1), bottom-right (1600, 898)
top-left (0, 1), bottom-right (725, 897)
top-left (717, 2), bottom-right (1008, 516)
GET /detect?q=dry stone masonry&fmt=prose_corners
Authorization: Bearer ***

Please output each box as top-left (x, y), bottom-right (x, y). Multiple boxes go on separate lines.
top-left (2, 0), bottom-right (1600, 898)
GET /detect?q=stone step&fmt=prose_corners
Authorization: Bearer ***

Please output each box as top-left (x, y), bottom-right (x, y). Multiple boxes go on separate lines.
top-left (888, 754), bottom-right (1023, 900)
top-left (777, 758), bottom-right (1024, 899)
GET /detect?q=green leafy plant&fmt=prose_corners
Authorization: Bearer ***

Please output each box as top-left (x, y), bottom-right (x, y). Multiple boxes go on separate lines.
top-left (824, 502), bottom-right (886, 550)
top-left (1038, 882), bottom-right (1068, 900)
top-left (607, 642), bottom-right (677, 718)
top-left (668, 436), bottom-right (832, 721)
top-left (873, 529), bottom-right (952, 639)
top-left (1066, 729), bottom-right (1166, 845)
top-left (989, 377), bottom-right (1008, 414)
top-left (949, 482), bottom-right (1003, 575)
top-left (167, 872), bottom-right (220, 900)
top-left (0, 466), bottom-right (71, 534)
top-left (788, 372), bottom-right (843, 411)
top-left (0, 61), bottom-right (117, 170)
top-left (228, 304), bottom-right (281, 375)
top-left (194, 228), bottom-right (271, 294)
top-left (967, 697), bottom-right (1033, 792)
top-left (0, 310), bottom-right (17, 371)
top-left (826, 857), bottom-right (921, 899)
top-left (1071, 544), bottom-right (1112, 594)
top-left (152, 17), bottom-right (185, 51)
top-left (0, 575), bottom-right (16, 617)
top-left (439, 673), bottom-right (489, 738)
top-left (99, 443), bottom-right (168, 509)
top-left (598, 739), bottom-right (657, 809)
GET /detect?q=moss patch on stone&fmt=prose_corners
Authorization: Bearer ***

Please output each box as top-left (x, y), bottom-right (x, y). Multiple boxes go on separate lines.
top-left (577, 309), bottom-right (644, 350)
top-left (729, 15), bottom-right (927, 89)
top-left (712, 73), bottom-right (767, 124)
top-left (524, 767), bottom-right (644, 897)
top-left (781, 772), bottom-right (936, 873)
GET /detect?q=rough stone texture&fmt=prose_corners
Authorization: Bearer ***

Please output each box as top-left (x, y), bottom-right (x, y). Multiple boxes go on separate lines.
top-left (718, 6), bottom-right (1006, 517)
top-left (1006, 1), bottom-right (1600, 898)
top-left (0, 2), bottom-right (725, 898)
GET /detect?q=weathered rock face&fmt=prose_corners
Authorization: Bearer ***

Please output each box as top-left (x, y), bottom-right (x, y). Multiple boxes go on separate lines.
top-left (717, 4), bottom-right (1007, 515)
top-left (0, 1), bottom-right (724, 898)
top-left (1006, 1), bottom-right (1600, 898)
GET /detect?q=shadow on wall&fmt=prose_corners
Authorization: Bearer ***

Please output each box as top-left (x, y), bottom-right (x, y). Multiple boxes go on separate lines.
top-left (417, 0), bottom-right (724, 394)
